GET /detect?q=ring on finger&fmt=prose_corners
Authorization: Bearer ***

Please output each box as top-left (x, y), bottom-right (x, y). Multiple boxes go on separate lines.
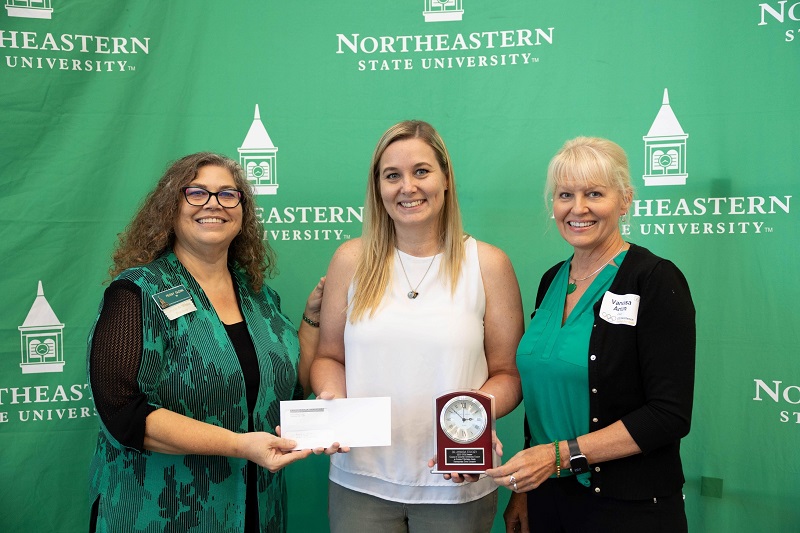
top-left (509, 474), bottom-right (517, 491)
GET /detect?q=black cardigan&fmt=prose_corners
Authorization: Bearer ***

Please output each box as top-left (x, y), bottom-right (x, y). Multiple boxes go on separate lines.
top-left (525, 243), bottom-right (696, 500)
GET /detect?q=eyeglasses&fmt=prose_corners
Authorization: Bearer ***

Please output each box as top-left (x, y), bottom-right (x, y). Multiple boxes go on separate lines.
top-left (181, 186), bottom-right (244, 208)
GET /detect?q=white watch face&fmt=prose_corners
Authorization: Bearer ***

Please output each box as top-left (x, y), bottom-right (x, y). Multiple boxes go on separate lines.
top-left (439, 395), bottom-right (488, 444)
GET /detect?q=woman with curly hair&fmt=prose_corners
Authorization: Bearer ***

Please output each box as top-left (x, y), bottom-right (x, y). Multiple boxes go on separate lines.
top-left (87, 152), bottom-right (328, 533)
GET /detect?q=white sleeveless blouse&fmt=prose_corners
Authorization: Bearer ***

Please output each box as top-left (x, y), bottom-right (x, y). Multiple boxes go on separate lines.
top-left (330, 237), bottom-right (496, 503)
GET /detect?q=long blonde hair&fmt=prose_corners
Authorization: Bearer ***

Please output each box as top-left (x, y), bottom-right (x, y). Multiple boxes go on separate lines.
top-left (350, 120), bottom-right (465, 322)
top-left (109, 152), bottom-right (276, 291)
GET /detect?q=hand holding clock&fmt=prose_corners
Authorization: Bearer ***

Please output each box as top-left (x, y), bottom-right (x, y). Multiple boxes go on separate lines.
top-left (485, 442), bottom-right (561, 493)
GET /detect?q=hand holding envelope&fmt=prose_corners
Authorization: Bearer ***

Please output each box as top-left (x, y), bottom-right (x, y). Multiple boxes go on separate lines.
top-left (307, 391), bottom-right (350, 455)
top-left (279, 396), bottom-right (392, 451)
top-left (237, 427), bottom-right (312, 472)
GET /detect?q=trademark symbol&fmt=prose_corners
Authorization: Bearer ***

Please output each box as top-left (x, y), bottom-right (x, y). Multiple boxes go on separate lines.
top-left (765, 227), bottom-right (774, 232)
top-left (128, 66), bottom-right (136, 71)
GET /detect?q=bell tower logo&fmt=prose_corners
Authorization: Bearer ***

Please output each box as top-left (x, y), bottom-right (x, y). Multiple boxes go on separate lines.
top-left (18, 281), bottom-right (65, 374)
top-left (5, 0), bottom-right (53, 19)
top-left (424, 0), bottom-right (463, 22)
top-left (643, 88), bottom-right (689, 186)
top-left (238, 104), bottom-right (279, 196)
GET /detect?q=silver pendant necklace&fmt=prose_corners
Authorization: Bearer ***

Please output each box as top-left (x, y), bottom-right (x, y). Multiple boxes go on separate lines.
top-left (567, 244), bottom-right (625, 294)
top-left (397, 249), bottom-right (437, 299)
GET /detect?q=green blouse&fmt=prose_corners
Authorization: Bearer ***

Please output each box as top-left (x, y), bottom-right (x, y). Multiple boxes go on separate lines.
top-left (517, 251), bottom-right (627, 484)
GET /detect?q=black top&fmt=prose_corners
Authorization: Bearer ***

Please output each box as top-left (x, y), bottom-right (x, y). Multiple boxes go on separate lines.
top-left (224, 320), bottom-right (260, 533)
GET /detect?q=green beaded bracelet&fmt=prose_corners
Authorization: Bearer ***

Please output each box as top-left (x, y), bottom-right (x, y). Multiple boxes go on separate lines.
top-left (554, 440), bottom-right (561, 477)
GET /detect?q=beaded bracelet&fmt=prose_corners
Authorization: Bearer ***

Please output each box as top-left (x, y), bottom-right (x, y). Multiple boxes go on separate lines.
top-left (553, 441), bottom-right (561, 478)
top-left (302, 313), bottom-right (320, 327)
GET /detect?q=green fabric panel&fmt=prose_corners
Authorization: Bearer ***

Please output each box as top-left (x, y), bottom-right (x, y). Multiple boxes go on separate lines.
top-left (0, 2), bottom-right (797, 531)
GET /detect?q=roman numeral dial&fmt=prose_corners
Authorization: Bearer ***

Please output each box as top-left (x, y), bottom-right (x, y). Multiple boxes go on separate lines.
top-left (439, 395), bottom-right (488, 444)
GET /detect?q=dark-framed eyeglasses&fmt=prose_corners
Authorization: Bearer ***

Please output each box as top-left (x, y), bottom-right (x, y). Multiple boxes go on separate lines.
top-left (181, 186), bottom-right (244, 208)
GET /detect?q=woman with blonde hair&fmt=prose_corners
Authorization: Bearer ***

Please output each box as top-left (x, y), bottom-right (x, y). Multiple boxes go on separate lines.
top-left (88, 152), bottom-right (329, 532)
top-left (487, 137), bottom-right (695, 532)
top-left (312, 120), bottom-right (524, 532)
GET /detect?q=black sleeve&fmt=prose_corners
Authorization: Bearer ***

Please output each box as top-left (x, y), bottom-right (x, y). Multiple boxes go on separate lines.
top-left (621, 260), bottom-right (696, 452)
top-left (89, 279), bottom-right (158, 450)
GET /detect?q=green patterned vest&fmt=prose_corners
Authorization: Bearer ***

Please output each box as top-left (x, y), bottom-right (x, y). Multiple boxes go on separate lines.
top-left (87, 252), bottom-right (300, 532)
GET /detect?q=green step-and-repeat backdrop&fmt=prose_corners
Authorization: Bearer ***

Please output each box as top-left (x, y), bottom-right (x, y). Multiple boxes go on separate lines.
top-left (1, 1), bottom-right (797, 531)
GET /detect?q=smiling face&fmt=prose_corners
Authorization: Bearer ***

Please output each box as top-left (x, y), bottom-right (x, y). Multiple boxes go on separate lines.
top-left (172, 164), bottom-right (243, 257)
top-left (553, 179), bottom-right (630, 252)
top-left (378, 137), bottom-right (448, 233)
top-left (546, 137), bottom-right (634, 254)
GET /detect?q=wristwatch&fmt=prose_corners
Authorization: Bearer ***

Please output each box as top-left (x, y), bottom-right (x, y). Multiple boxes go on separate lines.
top-left (567, 438), bottom-right (589, 475)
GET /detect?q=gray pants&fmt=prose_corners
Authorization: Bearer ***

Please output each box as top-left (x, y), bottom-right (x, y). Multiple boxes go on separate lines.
top-left (328, 480), bottom-right (497, 533)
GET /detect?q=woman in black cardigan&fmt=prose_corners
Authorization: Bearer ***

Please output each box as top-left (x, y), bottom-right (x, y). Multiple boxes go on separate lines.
top-left (487, 137), bottom-right (695, 532)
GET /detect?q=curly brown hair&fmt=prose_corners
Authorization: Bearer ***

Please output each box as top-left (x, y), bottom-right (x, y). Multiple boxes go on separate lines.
top-left (109, 152), bottom-right (276, 291)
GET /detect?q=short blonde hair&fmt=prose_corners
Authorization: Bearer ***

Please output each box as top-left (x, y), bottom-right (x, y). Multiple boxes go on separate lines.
top-left (545, 137), bottom-right (634, 207)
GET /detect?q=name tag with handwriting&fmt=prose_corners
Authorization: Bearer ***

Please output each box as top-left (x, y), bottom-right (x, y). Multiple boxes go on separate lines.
top-left (599, 292), bottom-right (640, 326)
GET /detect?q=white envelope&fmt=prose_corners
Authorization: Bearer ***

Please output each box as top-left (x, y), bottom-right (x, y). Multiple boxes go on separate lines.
top-left (279, 397), bottom-right (391, 450)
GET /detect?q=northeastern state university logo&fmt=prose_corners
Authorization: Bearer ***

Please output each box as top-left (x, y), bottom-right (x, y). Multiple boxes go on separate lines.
top-left (334, 1), bottom-right (553, 72)
top-left (622, 88), bottom-right (792, 237)
top-left (230, 104), bottom-right (363, 243)
top-left (1, 0), bottom-right (151, 73)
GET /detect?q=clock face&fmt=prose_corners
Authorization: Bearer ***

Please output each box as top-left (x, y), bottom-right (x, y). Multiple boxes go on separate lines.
top-left (658, 154), bottom-right (673, 168)
top-left (439, 395), bottom-right (488, 444)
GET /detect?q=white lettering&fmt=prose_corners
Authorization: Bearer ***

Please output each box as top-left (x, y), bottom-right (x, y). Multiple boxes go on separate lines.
top-left (784, 385), bottom-right (800, 404)
top-left (758, 1), bottom-right (800, 25)
top-left (754, 379), bottom-right (781, 402)
top-left (336, 28), bottom-right (554, 55)
top-left (759, 1), bottom-right (788, 25)
top-left (0, 32), bottom-right (150, 54)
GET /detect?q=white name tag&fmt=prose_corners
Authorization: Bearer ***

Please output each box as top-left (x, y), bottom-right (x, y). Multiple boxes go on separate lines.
top-left (599, 292), bottom-right (640, 326)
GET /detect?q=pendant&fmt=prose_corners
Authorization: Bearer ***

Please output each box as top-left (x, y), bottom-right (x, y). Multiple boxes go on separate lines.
top-left (566, 283), bottom-right (577, 294)
top-left (408, 291), bottom-right (419, 299)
